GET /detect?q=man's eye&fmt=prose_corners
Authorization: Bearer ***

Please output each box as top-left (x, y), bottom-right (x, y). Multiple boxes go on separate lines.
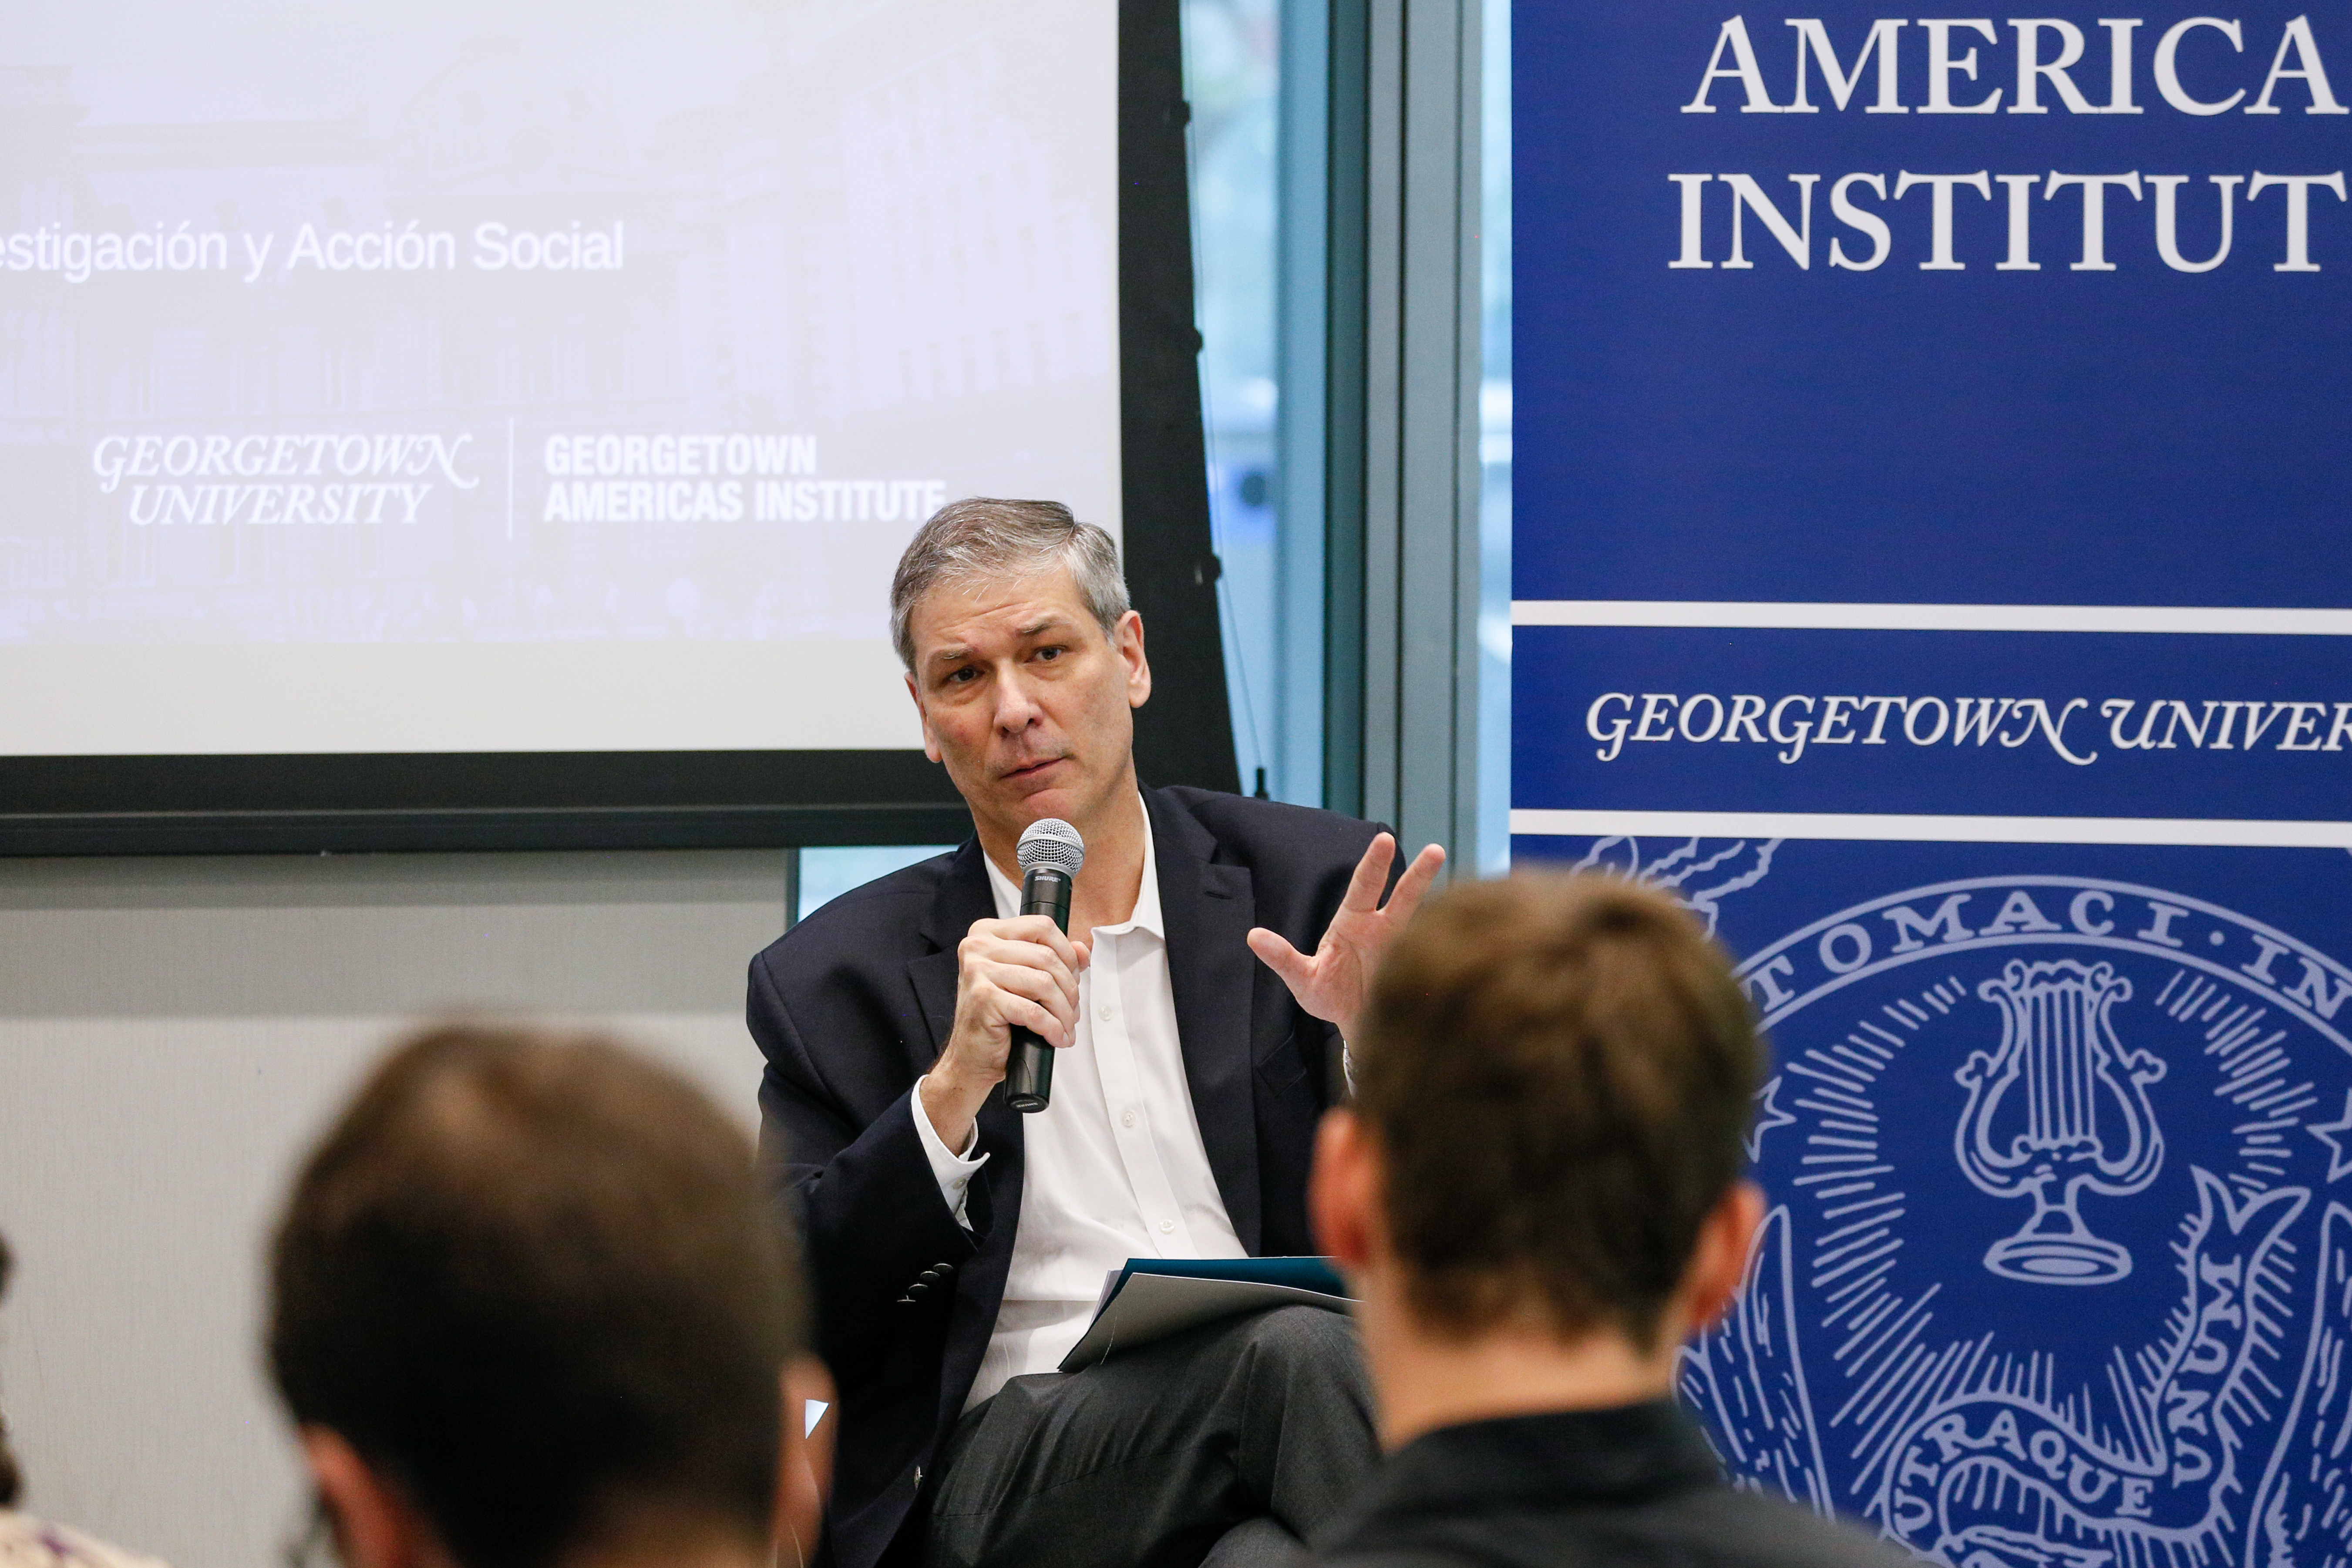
top-left (1036, 646), bottom-right (1064, 662)
top-left (943, 666), bottom-right (978, 686)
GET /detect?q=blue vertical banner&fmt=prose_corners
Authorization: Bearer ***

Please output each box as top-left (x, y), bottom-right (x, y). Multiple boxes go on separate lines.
top-left (1514, 5), bottom-right (2352, 1563)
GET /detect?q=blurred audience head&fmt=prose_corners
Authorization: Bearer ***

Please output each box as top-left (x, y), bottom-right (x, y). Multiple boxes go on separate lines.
top-left (0, 1229), bottom-right (19, 1509)
top-left (1315, 873), bottom-right (1766, 1384)
top-left (268, 1025), bottom-right (828, 1568)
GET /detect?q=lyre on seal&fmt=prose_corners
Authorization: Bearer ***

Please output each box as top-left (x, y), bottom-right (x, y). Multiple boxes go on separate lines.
top-left (1955, 959), bottom-right (2164, 1285)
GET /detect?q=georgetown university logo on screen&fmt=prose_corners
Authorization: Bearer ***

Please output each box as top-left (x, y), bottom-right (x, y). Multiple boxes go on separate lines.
top-left (1680, 876), bottom-right (2352, 1568)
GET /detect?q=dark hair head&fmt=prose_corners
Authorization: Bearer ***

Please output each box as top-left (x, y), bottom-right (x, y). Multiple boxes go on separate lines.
top-left (0, 1228), bottom-right (19, 1508)
top-left (1350, 873), bottom-right (1764, 1351)
top-left (267, 1026), bottom-right (804, 1568)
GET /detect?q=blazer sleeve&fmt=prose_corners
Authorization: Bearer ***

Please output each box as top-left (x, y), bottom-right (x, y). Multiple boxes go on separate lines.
top-left (748, 950), bottom-right (989, 1390)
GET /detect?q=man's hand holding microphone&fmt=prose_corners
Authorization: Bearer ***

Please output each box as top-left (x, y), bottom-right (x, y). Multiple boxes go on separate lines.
top-left (920, 820), bottom-right (1090, 1153)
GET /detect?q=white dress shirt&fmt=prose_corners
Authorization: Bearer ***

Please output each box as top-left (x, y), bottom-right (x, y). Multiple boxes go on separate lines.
top-left (912, 804), bottom-right (1246, 1407)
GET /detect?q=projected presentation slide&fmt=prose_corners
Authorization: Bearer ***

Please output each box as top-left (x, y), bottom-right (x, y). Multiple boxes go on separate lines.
top-left (0, 0), bottom-right (1118, 755)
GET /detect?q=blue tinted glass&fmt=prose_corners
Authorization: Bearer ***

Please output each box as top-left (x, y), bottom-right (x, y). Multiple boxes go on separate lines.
top-left (797, 845), bottom-right (956, 923)
top-left (1183, 0), bottom-right (1282, 796)
top-left (1481, 0), bottom-right (1512, 874)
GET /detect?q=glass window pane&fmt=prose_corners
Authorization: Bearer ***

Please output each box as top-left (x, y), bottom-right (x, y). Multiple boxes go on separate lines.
top-left (797, 844), bottom-right (956, 923)
top-left (1481, 0), bottom-right (1512, 875)
top-left (1183, 0), bottom-right (1288, 800)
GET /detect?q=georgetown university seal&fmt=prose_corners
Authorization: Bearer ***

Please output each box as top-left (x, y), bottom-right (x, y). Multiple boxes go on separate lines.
top-left (1679, 875), bottom-right (2352, 1568)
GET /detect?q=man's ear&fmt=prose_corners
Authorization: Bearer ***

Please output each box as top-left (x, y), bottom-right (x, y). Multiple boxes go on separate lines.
top-left (1116, 610), bottom-right (1151, 710)
top-left (1310, 1109), bottom-right (1380, 1274)
top-left (905, 673), bottom-right (943, 763)
top-left (777, 1356), bottom-right (836, 1566)
top-left (300, 1427), bottom-right (431, 1568)
top-left (1680, 1181), bottom-right (1766, 1337)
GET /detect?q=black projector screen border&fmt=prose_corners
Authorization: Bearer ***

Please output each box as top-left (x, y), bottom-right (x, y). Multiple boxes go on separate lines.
top-left (0, 0), bottom-right (1237, 858)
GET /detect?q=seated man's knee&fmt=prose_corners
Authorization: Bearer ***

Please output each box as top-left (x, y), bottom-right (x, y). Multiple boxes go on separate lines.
top-left (1202, 1517), bottom-right (1311, 1568)
top-left (1240, 1305), bottom-right (1357, 1371)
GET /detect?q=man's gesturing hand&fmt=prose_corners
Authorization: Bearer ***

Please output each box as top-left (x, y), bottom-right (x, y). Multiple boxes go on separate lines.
top-left (1245, 833), bottom-right (1445, 1040)
top-left (922, 916), bottom-right (1092, 1152)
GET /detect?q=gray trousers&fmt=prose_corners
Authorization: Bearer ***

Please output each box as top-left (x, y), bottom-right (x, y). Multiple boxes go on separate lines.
top-left (925, 1305), bottom-right (1378, 1568)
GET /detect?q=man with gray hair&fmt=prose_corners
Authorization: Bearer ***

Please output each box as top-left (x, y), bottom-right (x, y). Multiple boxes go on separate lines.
top-left (749, 498), bottom-right (1445, 1568)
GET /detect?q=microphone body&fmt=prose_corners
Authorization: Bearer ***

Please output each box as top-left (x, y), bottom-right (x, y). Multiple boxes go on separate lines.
top-left (1004, 865), bottom-right (1073, 1113)
top-left (1007, 817), bottom-right (1087, 1114)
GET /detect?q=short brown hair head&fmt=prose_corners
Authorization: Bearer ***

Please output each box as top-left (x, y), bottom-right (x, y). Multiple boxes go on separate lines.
top-left (268, 1026), bottom-right (804, 1568)
top-left (1351, 873), bottom-right (1763, 1350)
top-left (889, 497), bottom-right (1128, 670)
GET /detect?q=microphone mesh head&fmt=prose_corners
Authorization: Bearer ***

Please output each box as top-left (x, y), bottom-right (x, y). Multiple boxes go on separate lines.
top-left (1016, 817), bottom-right (1087, 878)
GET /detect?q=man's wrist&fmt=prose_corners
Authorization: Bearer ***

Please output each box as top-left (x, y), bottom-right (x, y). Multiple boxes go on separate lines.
top-left (911, 1073), bottom-right (988, 1230)
top-left (912, 1073), bottom-right (981, 1148)
top-left (919, 1061), bottom-right (993, 1151)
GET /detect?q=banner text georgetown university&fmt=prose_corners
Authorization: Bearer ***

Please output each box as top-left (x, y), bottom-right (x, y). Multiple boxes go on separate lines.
top-left (1585, 690), bottom-right (2352, 762)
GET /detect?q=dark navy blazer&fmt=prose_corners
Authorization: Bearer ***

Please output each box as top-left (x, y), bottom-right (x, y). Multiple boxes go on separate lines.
top-left (748, 785), bottom-right (1382, 1568)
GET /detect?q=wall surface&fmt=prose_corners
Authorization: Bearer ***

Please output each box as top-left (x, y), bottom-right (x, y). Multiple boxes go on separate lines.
top-left (0, 850), bottom-right (794, 1568)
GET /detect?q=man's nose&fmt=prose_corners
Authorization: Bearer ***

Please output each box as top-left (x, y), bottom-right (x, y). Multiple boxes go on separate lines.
top-left (993, 668), bottom-right (1045, 733)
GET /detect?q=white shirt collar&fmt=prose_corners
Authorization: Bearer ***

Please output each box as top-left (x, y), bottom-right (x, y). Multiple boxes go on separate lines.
top-left (983, 795), bottom-right (1162, 938)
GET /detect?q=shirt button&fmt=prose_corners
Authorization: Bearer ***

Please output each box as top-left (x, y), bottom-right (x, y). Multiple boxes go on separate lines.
top-left (1121, 1109), bottom-right (1137, 1128)
top-left (1158, 1218), bottom-right (1175, 1234)
top-left (1099, 1004), bottom-right (1114, 1021)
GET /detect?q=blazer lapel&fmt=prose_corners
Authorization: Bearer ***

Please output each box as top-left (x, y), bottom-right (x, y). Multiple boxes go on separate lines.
top-left (904, 840), bottom-right (997, 1084)
top-left (1148, 788), bottom-right (1265, 1254)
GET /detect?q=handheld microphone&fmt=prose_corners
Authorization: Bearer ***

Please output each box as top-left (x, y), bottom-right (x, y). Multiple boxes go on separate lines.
top-left (1007, 817), bottom-right (1086, 1113)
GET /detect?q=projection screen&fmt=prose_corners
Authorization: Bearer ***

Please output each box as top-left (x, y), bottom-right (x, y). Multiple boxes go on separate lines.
top-left (0, 0), bottom-right (1217, 850)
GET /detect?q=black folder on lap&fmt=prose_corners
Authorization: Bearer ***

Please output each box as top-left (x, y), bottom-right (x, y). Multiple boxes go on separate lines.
top-left (1057, 1257), bottom-right (1354, 1372)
